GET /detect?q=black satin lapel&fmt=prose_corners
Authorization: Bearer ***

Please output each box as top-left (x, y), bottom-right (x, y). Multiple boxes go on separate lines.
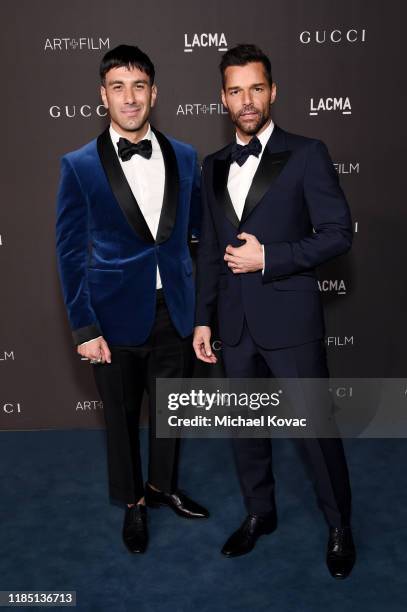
top-left (240, 149), bottom-right (291, 225)
top-left (213, 157), bottom-right (240, 229)
top-left (96, 128), bottom-right (154, 244)
top-left (152, 128), bottom-right (179, 244)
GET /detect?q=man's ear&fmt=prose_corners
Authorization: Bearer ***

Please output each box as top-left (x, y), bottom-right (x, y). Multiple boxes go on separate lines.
top-left (100, 85), bottom-right (108, 108)
top-left (151, 84), bottom-right (158, 108)
top-left (221, 89), bottom-right (227, 110)
top-left (270, 83), bottom-right (277, 105)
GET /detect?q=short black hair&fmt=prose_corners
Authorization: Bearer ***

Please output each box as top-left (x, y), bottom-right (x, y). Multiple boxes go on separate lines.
top-left (100, 44), bottom-right (155, 85)
top-left (219, 44), bottom-right (273, 88)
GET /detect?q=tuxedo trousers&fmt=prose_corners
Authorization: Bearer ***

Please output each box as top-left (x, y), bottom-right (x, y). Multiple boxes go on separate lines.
top-left (222, 320), bottom-right (352, 528)
top-left (92, 290), bottom-right (192, 504)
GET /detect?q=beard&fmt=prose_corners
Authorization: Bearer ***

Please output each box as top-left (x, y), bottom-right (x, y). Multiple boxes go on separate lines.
top-left (231, 105), bottom-right (270, 136)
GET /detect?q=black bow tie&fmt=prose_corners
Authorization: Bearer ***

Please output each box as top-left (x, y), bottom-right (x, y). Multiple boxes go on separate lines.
top-left (117, 137), bottom-right (152, 161)
top-left (230, 136), bottom-right (262, 166)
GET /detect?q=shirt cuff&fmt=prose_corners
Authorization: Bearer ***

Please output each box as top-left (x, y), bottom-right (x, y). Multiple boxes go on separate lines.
top-left (261, 244), bottom-right (265, 275)
top-left (79, 336), bottom-right (102, 347)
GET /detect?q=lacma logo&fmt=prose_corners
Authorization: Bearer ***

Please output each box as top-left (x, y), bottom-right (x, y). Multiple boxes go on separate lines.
top-left (44, 37), bottom-right (110, 51)
top-left (318, 280), bottom-right (347, 295)
top-left (310, 97), bottom-right (351, 116)
top-left (184, 33), bottom-right (228, 52)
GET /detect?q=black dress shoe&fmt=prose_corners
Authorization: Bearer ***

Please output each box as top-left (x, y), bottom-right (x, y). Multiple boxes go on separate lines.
top-left (326, 526), bottom-right (356, 579)
top-left (144, 482), bottom-right (209, 519)
top-left (221, 513), bottom-right (277, 557)
top-left (122, 504), bottom-right (148, 554)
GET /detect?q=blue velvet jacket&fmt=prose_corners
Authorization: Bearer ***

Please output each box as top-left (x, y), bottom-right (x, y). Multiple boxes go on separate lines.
top-left (56, 126), bottom-right (200, 346)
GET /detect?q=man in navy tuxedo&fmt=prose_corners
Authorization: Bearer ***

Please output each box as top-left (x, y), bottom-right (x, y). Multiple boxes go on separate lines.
top-left (193, 44), bottom-right (355, 578)
top-left (56, 45), bottom-right (208, 554)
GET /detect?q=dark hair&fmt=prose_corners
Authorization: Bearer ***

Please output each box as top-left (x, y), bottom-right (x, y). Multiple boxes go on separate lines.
top-left (219, 44), bottom-right (273, 88)
top-left (100, 44), bottom-right (155, 85)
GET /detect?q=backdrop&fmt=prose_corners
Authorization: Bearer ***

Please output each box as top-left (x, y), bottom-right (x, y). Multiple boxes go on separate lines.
top-left (1, 0), bottom-right (405, 430)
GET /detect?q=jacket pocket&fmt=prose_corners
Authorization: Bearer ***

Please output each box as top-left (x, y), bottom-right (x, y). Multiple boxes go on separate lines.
top-left (87, 269), bottom-right (123, 285)
top-left (272, 275), bottom-right (319, 291)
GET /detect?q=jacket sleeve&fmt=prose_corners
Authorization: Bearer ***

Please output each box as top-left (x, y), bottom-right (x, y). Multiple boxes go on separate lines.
top-left (262, 140), bottom-right (353, 282)
top-left (56, 156), bottom-right (102, 345)
top-left (195, 158), bottom-right (221, 326)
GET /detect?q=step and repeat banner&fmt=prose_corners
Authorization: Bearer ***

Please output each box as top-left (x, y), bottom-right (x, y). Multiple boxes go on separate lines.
top-left (0, 0), bottom-right (405, 430)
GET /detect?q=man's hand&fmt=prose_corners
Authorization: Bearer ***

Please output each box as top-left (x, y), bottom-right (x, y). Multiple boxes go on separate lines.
top-left (224, 232), bottom-right (263, 273)
top-left (193, 326), bottom-right (217, 364)
top-left (77, 336), bottom-right (112, 364)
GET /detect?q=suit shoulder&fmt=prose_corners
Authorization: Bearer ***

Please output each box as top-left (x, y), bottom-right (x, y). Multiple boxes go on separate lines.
top-left (282, 129), bottom-right (323, 151)
top-left (166, 135), bottom-right (197, 158)
top-left (62, 138), bottom-right (98, 165)
top-left (278, 129), bottom-right (333, 167)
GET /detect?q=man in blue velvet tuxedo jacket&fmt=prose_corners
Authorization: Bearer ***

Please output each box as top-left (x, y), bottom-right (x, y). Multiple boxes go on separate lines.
top-left (193, 45), bottom-right (356, 578)
top-left (56, 45), bottom-right (208, 555)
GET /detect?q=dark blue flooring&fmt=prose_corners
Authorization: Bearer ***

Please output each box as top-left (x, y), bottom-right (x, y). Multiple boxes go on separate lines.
top-left (1, 431), bottom-right (406, 611)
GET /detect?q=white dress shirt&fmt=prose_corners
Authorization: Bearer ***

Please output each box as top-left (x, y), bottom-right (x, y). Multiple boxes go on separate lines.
top-left (80, 123), bottom-right (165, 347)
top-left (110, 123), bottom-right (165, 290)
top-left (227, 119), bottom-right (274, 219)
top-left (227, 119), bottom-right (274, 272)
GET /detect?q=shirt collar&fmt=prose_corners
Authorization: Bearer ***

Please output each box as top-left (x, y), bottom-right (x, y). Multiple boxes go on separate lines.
top-left (109, 122), bottom-right (152, 146)
top-left (235, 118), bottom-right (274, 148)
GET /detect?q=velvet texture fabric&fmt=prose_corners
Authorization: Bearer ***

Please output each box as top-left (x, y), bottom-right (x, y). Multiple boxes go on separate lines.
top-left (56, 127), bottom-right (200, 345)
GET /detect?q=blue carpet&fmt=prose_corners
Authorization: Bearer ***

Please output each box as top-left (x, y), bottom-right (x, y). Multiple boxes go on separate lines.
top-left (1, 431), bottom-right (406, 611)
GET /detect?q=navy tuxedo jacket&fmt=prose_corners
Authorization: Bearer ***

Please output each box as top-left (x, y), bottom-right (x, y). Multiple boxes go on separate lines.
top-left (195, 125), bottom-right (352, 349)
top-left (56, 126), bottom-right (200, 346)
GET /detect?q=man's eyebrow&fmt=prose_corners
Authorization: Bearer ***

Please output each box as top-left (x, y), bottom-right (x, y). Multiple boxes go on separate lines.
top-left (227, 82), bottom-right (266, 92)
top-left (107, 79), bottom-right (148, 86)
